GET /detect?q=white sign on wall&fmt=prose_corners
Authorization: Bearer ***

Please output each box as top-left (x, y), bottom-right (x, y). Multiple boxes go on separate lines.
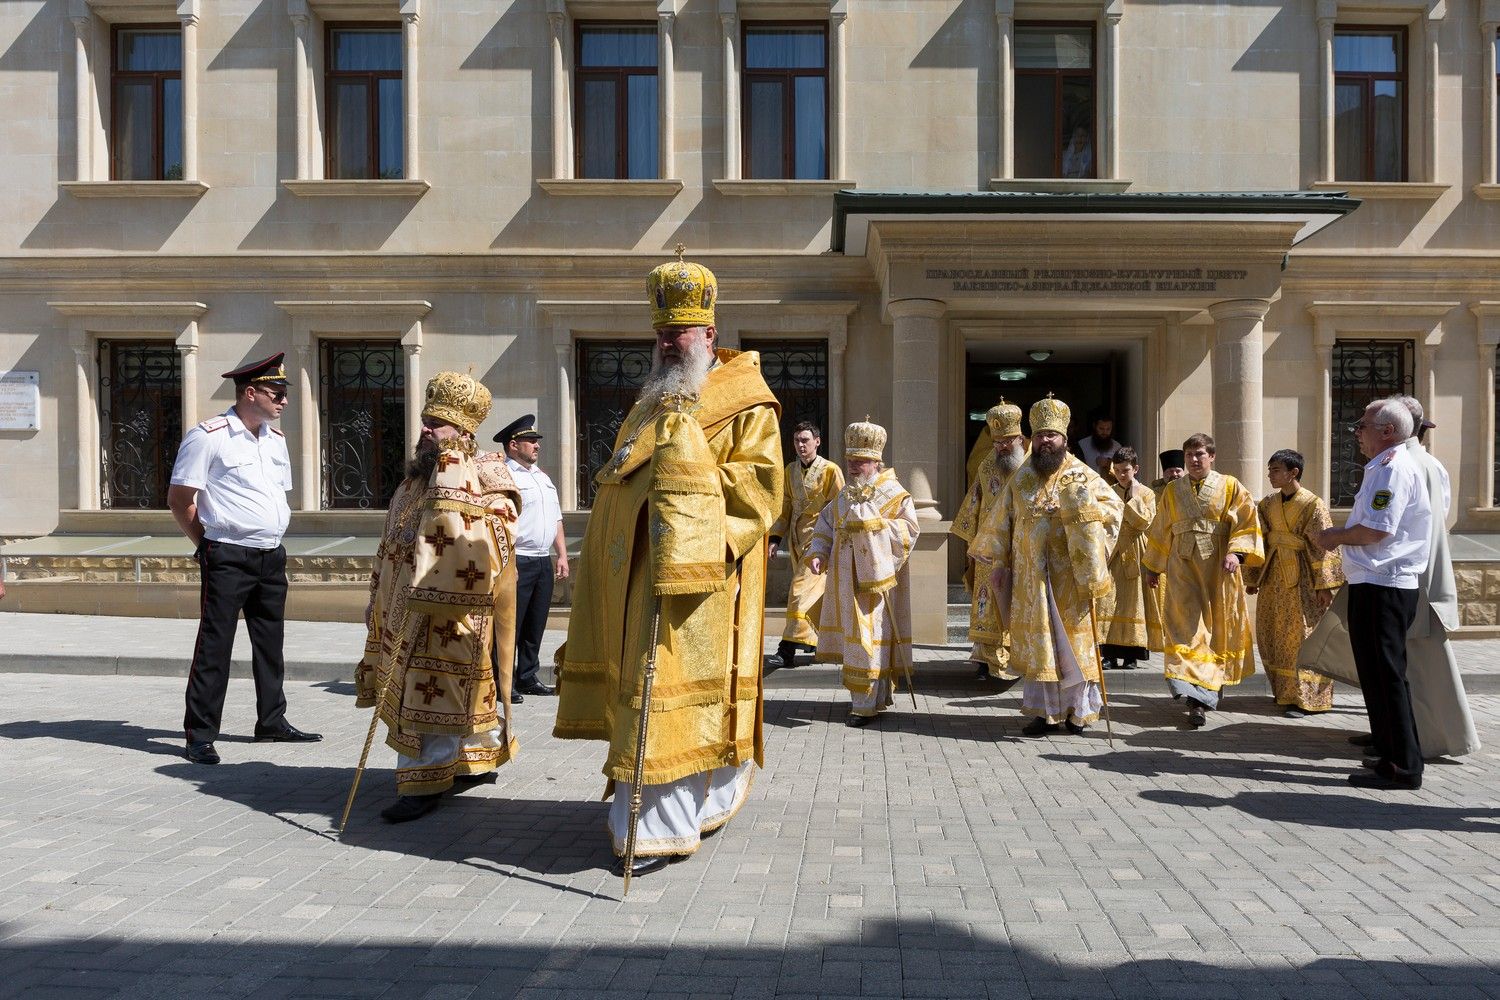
top-left (0, 371), bottom-right (41, 431)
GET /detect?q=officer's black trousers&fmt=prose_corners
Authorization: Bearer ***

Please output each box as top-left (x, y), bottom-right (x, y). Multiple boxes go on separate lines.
top-left (183, 540), bottom-right (289, 743)
top-left (511, 554), bottom-right (554, 688)
top-left (1347, 581), bottom-right (1423, 775)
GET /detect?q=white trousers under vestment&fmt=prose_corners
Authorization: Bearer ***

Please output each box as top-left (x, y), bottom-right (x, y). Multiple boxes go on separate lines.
top-left (850, 679), bottom-right (895, 716)
top-left (1021, 578), bottom-right (1104, 724)
top-left (608, 762), bottom-right (754, 857)
top-left (395, 729), bottom-right (505, 794)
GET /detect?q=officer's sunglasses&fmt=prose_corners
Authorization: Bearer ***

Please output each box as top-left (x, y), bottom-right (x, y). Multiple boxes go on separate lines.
top-left (254, 385), bottom-right (289, 404)
top-left (1348, 420), bottom-right (1392, 434)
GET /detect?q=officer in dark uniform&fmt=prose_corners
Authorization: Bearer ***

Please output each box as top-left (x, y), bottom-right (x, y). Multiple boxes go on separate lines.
top-left (167, 353), bottom-right (322, 764)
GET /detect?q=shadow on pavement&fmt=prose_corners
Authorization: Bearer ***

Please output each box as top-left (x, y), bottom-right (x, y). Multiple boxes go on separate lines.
top-left (1041, 749), bottom-right (1352, 787)
top-left (0, 718), bottom-right (256, 755)
top-left (1141, 788), bottom-right (1500, 834)
top-left (762, 695), bottom-right (1018, 743)
top-left (0, 916), bottom-right (1496, 998)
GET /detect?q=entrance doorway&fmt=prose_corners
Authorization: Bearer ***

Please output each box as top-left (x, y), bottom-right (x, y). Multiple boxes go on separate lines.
top-left (964, 350), bottom-right (1127, 476)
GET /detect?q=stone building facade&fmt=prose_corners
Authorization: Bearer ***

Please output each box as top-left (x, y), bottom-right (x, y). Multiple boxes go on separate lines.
top-left (4, 0), bottom-right (1500, 638)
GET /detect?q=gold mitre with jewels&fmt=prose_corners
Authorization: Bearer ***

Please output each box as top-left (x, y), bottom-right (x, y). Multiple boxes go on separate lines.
top-left (648, 244), bottom-right (717, 329)
top-left (844, 416), bottom-right (887, 461)
top-left (1029, 394), bottom-right (1071, 436)
top-left (422, 371), bottom-right (492, 435)
top-left (987, 398), bottom-right (1023, 438)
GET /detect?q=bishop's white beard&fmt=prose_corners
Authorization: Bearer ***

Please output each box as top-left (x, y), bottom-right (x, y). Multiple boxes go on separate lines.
top-left (995, 442), bottom-right (1025, 475)
top-left (639, 340), bottom-right (714, 403)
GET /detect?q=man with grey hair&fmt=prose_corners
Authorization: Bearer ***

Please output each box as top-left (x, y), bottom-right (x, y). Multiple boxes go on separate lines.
top-left (1316, 398), bottom-right (1431, 790)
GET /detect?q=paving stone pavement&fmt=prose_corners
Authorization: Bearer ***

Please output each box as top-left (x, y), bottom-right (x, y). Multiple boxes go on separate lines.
top-left (2, 652), bottom-right (1499, 998)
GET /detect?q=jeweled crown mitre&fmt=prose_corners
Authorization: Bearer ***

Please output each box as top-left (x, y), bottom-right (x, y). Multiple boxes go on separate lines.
top-left (844, 416), bottom-right (887, 461)
top-left (987, 398), bottom-right (1023, 438)
top-left (1029, 394), bottom-right (1071, 436)
top-left (648, 244), bottom-right (717, 329)
top-left (422, 371), bottom-right (492, 435)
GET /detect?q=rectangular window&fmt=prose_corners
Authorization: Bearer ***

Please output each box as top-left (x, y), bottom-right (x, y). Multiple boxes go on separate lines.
top-left (575, 339), bottom-right (653, 508)
top-left (575, 23), bottom-right (659, 180)
top-left (319, 340), bottom-right (406, 509)
top-left (1334, 26), bottom-right (1406, 183)
top-left (1014, 22), bottom-right (1095, 179)
top-left (110, 25), bottom-right (183, 181)
top-left (326, 24), bottom-right (403, 180)
top-left (98, 340), bottom-right (181, 509)
top-left (743, 23), bottom-right (828, 180)
top-left (1330, 338), bottom-right (1413, 506)
top-left (741, 338), bottom-right (829, 466)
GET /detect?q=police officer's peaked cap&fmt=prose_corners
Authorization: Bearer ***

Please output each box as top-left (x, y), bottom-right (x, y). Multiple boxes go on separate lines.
top-left (494, 413), bottom-right (543, 445)
top-left (222, 352), bottom-right (288, 386)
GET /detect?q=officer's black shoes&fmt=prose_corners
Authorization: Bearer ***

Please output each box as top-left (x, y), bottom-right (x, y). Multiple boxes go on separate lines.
top-left (1187, 702), bottom-right (1208, 728)
top-left (1021, 717), bottom-right (1060, 737)
top-left (254, 723), bottom-right (323, 743)
top-left (612, 854), bottom-right (679, 878)
top-left (516, 681), bottom-right (556, 696)
top-left (1348, 765), bottom-right (1421, 791)
top-left (381, 794), bottom-right (443, 823)
top-left (185, 741), bottom-right (220, 765)
top-left (1064, 719), bottom-right (1088, 735)
top-left (1348, 732), bottom-right (1376, 748)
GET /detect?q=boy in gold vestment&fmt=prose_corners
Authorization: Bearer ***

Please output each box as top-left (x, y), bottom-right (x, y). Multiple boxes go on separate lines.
top-left (769, 421), bottom-right (844, 668)
top-left (1101, 447), bottom-right (1160, 670)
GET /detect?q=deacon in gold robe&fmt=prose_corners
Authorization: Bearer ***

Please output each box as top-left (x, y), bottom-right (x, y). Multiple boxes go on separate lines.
top-left (1143, 433), bottom-right (1264, 727)
top-left (805, 419), bottom-right (919, 726)
top-left (355, 372), bottom-right (521, 824)
top-left (1244, 448), bottom-right (1342, 716)
top-left (974, 397), bottom-right (1122, 736)
top-left (554, 252), bottom-right (782, 880)
top-left (1100, 447), bottom-right (1160, 669)
top-left (951, 399), bottom-right (1026, 679)
top-left (769, 420), bottom-right (843, 668)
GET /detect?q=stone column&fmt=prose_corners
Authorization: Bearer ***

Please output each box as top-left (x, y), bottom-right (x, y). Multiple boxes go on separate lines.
top-left (1316, 1), bottom-right (1336, 182)
top-left (1474, 302), bottom-right (1500, 507)
top-left (178, 1), bottom-right (200, 182)
top-left (402, 6), bottom-right (420, 179)
top-left (1208, 299), bottom-right (1270, 491)
top-left (658, 6), bottom-right (675, 180)
top-left (555, 340), bottom-right (577, 510)
top-left (176, 329), bottom-right (199, 431)
top-left (1102, 3), bottom-right (1122, 179)
top-left (294, 343), bottom-right (318, 511)
top-left (548, 1), bottom-right (569, 179)
top-left (71, 6), bottom-right (91, 182)
top-left (995, 0), bottom-right (1013, 179)
top-left (403, 342), bottom-right (421, 456)
top-left (829, 0), bottom-right (847, 180)
top-left (720, 1), bottom-right (739, 180)
top-left (1485, 19), bottom-right (1500, 186)
top-left (73, 345), bottom-right (96, 509)
top-left (290, 1), bottom-right (310, 179)
top-left (888, 298), bottom-right (946, 521)
top-left (1425, 16), bottom-right (1440, 183)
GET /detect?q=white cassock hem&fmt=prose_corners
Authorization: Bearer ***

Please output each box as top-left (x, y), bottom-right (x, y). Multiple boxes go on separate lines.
top-left (608, 762), bottom-right (755, 857)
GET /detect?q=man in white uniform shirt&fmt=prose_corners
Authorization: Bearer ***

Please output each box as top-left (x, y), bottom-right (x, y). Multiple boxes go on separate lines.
top-left (493, 414), bottom-right (568, 699)
top-left (167, 353), bottom-right (322, 765)
top-left (1318, 397), bottom-right (1431, 790)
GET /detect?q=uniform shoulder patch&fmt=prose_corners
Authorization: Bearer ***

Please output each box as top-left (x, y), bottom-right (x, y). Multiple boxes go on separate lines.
top-left (198, 417), bottom-right (229, 432)
top-left (269, 427), bottom-right (285, 437)
top-left (1372, 489), bottom-right (1393, 510)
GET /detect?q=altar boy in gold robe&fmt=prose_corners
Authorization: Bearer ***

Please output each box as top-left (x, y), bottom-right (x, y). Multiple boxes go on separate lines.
top-left (356, 372), bottom-right (522, 823)
top-left (769, 421), bottom-right (843, 667)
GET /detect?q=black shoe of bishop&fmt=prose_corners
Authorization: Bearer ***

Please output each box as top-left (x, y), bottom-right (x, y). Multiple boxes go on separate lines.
top-left (381, 794), bottom-right (443, 823)
top-left (612, 854), bottom-right (676, 878)
top-left (515, 681), bottom-right (556, 696)
top-left (253, 722), bottom-right (323, 743)
top-left (185, 741), bottom-right (220, 765)
top-left (974, 662), bottom-right (989, 680)
top-left (1021, 717), bottom-right (1060, 737)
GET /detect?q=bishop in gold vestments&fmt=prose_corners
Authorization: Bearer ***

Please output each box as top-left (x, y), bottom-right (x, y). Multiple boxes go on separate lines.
top-left (356, 372), bottom-right (521, 823)
top-left (1143, 434), bottom-right (1264, 724)
top-left (951, 400), bottom-right (1026, 679)
top-left (806, 420), bottom-right (919, 725)
top-left (974, 397), bottom-right (1121, 735)
top-left (1247, 451), bottom-right (1342, 715)
top-left (554, 255), bottom-right (782, 876)
top-left (769, 423), bottom-right (843, 666)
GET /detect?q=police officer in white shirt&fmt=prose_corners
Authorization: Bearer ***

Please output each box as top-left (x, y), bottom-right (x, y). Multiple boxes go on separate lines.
top-left (168, 353), bottom-right (322, 765)
top-left (494, 414), bottom-right (568, 699)
top-left (1318, 397), bottom-right (1432, 790)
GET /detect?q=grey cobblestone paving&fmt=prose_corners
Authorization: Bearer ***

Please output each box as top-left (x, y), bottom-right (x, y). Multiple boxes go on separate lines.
top-left (1, 642), bottom-right (1498, 997)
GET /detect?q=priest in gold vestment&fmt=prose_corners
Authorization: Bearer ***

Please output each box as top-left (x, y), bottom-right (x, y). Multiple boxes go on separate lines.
top-left (1101, 447), bottom-right (1161, 670)
top-left (1143, 433), bottom-right (1264, 727)
top-left (356, 372), bottom-right (521, 824)
top-left (951, 399), bottom-right (1026, 679)
top-left (554, 254), bottom-right (782, 879)
top-left (806, 419), bottom-right (919, 726)
top-left (769, 421), bottom-right (844, 668)
top-left (1245, 448), bottom-right (1342, 716)
top-left (974, 397), bottom-right (1122, 736)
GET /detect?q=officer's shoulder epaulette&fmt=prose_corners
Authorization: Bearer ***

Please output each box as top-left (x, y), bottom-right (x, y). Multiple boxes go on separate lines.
top-left (269, 427), bottom-right (285, 437)
top-left (198, 416), bottom-right (230, 433)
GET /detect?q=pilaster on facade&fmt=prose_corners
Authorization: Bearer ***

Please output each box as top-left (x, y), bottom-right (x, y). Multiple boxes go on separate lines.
top-left (1207, 298), bottom-right (1271, 494)
top-left (1311, 0), bottom-right (1449, 198)
top-left (1478, 1), bottom-right (1500, 197)
top-left (274, 299), bottom-right (431, 511)
top-left (61, 0), bottom-right (208, 198)
top-left (48, 300), bottom-right (209, 512)
top-left (990, 0), bottom-right (1127, 192)
top-left (886, 297), bottom-right (947, 522)
top-left (1473, 302), bottom-right (1500, 508)
top-left (283, 0), bottom-right (426, 196)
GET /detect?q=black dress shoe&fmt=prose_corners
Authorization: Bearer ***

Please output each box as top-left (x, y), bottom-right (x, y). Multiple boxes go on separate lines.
top-left (611, 854), bottom-right (677, 878)
top-left (253, 723), bottom-right (323, 743)
top-left (846, 713), bottom-right (875, 728)
top-left (1064, 719), bottom-right (1087, 735)
top-left (1348, 732), bottom-right (1376, 748)
top-left (185, 741), bottom-right (220, 765)
top-left (515, 682), bottom-right (555, 696)
top-left (510, 690), bottom-right (524, 704)
top-left (1360, 756), bottom-right (1384, 771)
top-left (776, 642), bottom-right (798, 668)
top-left (1349, 767), bottom-right (1421, 791)
top-left (974, 662), bottom-right (989, 679)
top-left (453, 771), bottom-right (497, 785)
top-left (1187, 702), bottom-right (1207, 728)
top-left (1283, 707), bottom-right (1308, 719)
top-left (380, 794), bottom-right (443, 823)
top-left (1021, 717), bottom-right (1060, 737)
top-left (1120, 659), bottom-right (1137, 670)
